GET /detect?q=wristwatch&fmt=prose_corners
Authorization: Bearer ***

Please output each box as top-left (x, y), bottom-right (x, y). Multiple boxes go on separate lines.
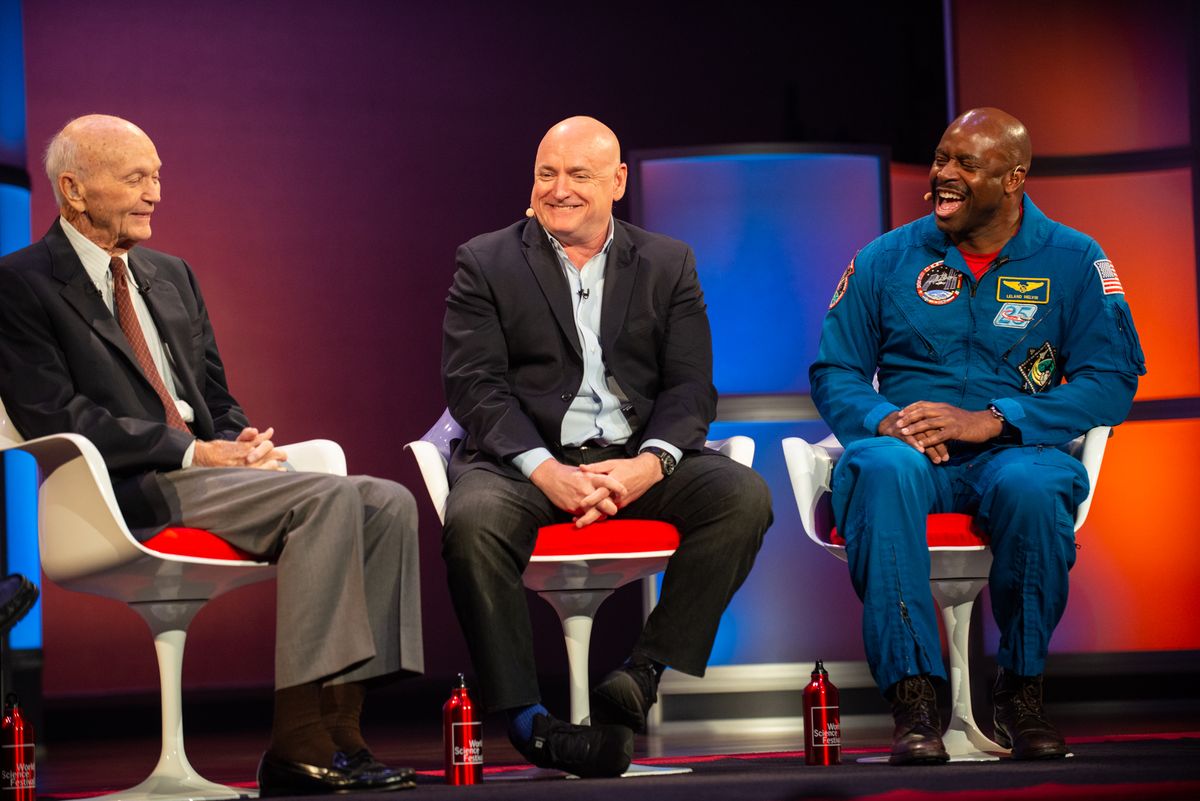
top-left (642, 446), bottom-right (677, 477)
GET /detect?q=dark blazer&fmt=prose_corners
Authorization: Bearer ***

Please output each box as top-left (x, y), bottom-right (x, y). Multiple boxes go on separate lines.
top-left (442, 217), bottom-right (716, 482)
top-left (0, 220), bottom-right (248, 525)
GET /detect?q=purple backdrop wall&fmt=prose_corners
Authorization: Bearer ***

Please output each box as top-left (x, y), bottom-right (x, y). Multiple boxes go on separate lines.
top-left (19, 0), bottom-right (945, 697)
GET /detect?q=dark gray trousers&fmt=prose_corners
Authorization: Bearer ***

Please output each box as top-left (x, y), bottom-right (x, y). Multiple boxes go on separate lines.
top-left (153, 468), bottom-right (424, 689)
top-left (442, 448), bottom-right (772, 713)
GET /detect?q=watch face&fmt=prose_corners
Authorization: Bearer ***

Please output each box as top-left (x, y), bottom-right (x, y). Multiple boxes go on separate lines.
top-left (657, 449), bottom-right (676, 476)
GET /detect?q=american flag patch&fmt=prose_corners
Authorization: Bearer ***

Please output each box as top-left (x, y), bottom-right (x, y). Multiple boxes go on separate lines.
top-left (1094, 259), bottom-right (1124, 295)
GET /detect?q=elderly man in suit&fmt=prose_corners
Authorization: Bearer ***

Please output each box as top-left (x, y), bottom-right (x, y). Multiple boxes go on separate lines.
top-left (0, 115), bottom-right (422, 796)
top-left (441, 116), bottom-right (772, 777)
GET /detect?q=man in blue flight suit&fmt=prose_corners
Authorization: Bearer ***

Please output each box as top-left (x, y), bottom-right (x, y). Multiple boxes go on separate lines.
top-left (810, 108), bottom-right (1146, 764)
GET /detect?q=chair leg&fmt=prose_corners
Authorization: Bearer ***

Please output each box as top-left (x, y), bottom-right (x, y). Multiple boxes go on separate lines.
top-left (930, 579), bottom-right (1008, 761)
top-left (536, 589), bottom-right (612, 725)
top-left (82, 601), bottom-right (254, 801)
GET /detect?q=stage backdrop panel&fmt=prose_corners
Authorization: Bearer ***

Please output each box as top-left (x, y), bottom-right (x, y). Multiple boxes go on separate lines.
top-left (632, 147), bottom-right (888, 667)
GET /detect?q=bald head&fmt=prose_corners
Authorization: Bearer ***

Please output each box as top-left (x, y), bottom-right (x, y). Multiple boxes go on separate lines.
top-left (45, 115), bottom-right (156, 205)
top-left (530, 116), bottom-right (627, 255)
top-left (945, 107), bottom-right (1031, 173)
top-left (45, 114), bottom-right (162, 253)
top-left (536, 116), bottom-right (623, 170)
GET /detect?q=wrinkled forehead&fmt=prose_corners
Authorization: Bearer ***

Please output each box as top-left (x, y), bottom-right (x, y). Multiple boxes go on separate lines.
top-left (937, 123), bottom-right (1011, 162)
top-left (79, 127), bottom-right (161, 173)
top-left (535, 131), bottom-right (619, 171)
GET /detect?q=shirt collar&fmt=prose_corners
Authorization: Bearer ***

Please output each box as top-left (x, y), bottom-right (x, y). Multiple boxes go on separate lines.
top-left (544, 217), bottom-right (616, 264)
top-left (59, 215), bottom-right (132, 288)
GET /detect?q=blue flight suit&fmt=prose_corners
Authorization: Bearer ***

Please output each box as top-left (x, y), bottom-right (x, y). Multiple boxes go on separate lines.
top-left (809, 196), bottom-right (1145, 692)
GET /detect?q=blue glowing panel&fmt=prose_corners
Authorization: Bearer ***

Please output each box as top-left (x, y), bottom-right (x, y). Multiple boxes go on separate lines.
top-left (0, 0), bottom-right (24, 168)
top-left (0, 185), bottom-right (31, 256)
top-left (654, 421), bottom-right (869, 667)
top-left (635, 151), bottom-right (887, 395)
top-left (4, 451), bottom-right (41, 649)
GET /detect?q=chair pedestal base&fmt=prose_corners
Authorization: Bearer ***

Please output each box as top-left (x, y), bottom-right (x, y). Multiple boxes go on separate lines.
top-left (80, 602), bottom-right (260, 801)
top-left (931, 577), bottom-right (1008, 762)
top-left (84, 774), bottom-right (253, 801)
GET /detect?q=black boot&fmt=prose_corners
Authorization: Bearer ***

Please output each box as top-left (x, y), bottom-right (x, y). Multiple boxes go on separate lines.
top-left (591, 655), bottom-right (661, 733)
top-left (993, 669), bottom-right (1068, 760)
top-left (886, 675), bottom-right (949, 765)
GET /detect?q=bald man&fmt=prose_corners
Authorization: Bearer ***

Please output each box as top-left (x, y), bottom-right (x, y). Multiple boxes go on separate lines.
top-left (0, 116), bottom-right (423, 794)
top-left (811, 108), bottom-right (1145, 763)
top-left (441, 117), bottom-right (771, 776)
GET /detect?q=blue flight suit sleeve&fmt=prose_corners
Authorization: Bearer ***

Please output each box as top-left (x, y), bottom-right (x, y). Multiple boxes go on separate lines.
top-left (990, 243), bottom-right (1146, 444)
top-left (809, 248), bottom-right (900, 444)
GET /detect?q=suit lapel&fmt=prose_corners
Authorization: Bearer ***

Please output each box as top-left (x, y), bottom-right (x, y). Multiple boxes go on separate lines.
top-left (600, 222), bottom-right (638, 350)
top-left (521, 219), bottom-right (582, 359)
top-left (46, 222), bottom-right (146, 377)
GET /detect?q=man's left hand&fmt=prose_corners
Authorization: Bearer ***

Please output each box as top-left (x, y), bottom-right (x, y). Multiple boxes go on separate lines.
top-left (575, 452), bottom-right (664, 525)
top-left (895, 402), bottom-right (1003, 448)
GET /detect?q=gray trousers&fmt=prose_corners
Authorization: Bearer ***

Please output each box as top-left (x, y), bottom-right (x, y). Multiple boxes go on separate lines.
top-left (152, 468), bottom-right (423, 689)
top-left (442, 448), bottom-right (772, 713)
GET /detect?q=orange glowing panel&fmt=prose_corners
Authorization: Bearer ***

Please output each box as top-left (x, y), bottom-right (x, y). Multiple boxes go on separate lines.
top-left (1029, 169), bottom-right (1197, 400)
top-left (1052, 419), bottom-right (1200, 653)
top-left (953, 0), bottom-right (1191, 155)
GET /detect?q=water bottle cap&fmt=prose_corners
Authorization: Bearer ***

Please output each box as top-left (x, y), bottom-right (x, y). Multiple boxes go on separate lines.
top-left (454, 673), bottom-right (468, 690)
top-left (812, 660), bottom-right (827, 677)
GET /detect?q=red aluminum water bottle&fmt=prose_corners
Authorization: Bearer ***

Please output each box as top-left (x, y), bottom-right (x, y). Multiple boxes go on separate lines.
top-left (1, 694), bottom-right (35, 801)
top-left (443, 674), bottom-right (482, 785)
top-left (803, 660), bottom-right (841, 765)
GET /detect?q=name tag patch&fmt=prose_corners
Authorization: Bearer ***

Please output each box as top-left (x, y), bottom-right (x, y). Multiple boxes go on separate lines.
top-left (916, 261), bottom-right (963, 305)
top-left (994, 303), bottom-right (1038, 329)
top-left (997, 277), bottom-right (1050, 304)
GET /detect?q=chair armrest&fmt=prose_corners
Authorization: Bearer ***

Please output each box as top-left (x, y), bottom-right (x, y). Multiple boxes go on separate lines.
top-left (705, 435), bottom-right (755, 468)
top-left (405, 439), bottom-right (451, 525)
top-left (283, 439), bottom-right (347, 476)
top-left (1072, 425), bottom-right (1111, 532)
top-left (782, 437), bottom-right (839, 549)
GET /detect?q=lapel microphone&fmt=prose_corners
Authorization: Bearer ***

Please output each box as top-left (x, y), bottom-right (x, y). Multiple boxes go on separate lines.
top-left (577, 288), bottom-right (590, 300)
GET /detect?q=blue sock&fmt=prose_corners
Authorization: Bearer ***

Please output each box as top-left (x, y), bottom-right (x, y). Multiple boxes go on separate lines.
top-left (506, 703), bottom-right (548, 747)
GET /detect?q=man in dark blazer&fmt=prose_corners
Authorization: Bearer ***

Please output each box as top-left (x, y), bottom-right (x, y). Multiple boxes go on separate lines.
top-left (0, 115), bottom-right (421, 795)
top-left (441, 116), bottom-right (772, 777)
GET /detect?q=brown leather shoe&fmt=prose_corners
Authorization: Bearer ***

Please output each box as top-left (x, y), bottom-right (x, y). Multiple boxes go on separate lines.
top-left (886, 675), bottom-right (949, 765)
top-left (993, 669), bottom-right (1068, 760)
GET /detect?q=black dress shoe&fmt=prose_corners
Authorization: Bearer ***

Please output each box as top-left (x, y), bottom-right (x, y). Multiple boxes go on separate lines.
top-left (517, 713), bottom-right (633, 778)
top-left (591, 658), bottom-right (659, 733)
top-left (257, 750), bottom-right (416, 796)
top-left (887, 675), bottom-right (949, 765)
top-left (993, 669), bottom-right (1068, 760)
top-left (0, 575), bottom-right (38, 635)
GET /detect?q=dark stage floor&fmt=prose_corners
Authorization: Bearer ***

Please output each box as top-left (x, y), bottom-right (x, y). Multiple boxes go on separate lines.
top-left (34, 688), bottom-right (1200, 800)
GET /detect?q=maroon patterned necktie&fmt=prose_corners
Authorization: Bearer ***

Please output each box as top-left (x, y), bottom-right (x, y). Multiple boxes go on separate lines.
top-left (109, 257), bottom-right (190, 432)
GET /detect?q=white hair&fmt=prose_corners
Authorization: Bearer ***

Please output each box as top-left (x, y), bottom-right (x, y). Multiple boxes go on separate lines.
top-left (43, 121), bottom-right (84, 206)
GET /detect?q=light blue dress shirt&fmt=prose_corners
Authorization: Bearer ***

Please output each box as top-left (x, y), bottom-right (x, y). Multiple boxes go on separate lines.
top-left (511, 220), bottom-right (682, 478)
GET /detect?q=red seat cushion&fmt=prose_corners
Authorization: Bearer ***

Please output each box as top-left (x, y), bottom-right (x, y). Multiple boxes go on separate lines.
top-left (532, 520), bottom-right (680, 557)
top-left (143, 527), bottom-right (256, 561)
top-left (829, 512), bottom-right (989, 547)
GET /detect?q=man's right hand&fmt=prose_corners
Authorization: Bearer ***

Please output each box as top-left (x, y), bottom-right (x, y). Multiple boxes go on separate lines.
top-left (529, 459), bottom-right (627, 527)
top-left (193, 426), bottom-right (288, 470)
top-left (878, 410), bottom-right (951, 464)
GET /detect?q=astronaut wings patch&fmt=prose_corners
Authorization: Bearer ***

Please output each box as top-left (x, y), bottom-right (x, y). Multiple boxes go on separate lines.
top-left (1094, 259), bottom-right (1125, 295)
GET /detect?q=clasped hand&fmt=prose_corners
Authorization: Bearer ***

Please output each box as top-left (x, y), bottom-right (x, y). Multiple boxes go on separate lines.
top-left (531, 452), bottom-right (663, 528)
top-left (193, 426), bottom-right (288, 470)
top-left (879, 402), bottom-right (1003, 464)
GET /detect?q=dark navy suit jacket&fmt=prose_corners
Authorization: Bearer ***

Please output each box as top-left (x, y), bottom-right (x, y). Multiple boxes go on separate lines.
top-left (441, 217), bottom-right (716, 483)
top-left (0, 220), bottom-right (249, 527)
